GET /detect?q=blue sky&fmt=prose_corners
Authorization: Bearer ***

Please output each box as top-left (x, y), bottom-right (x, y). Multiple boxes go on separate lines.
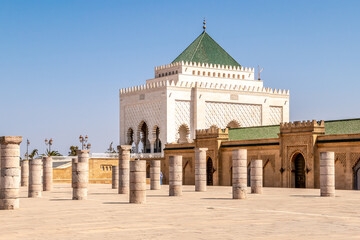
top-left (1, 0), bottom-right (359, 156)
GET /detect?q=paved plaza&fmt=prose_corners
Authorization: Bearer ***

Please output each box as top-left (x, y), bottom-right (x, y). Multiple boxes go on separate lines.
top-left (1, 184), bottom-right (360, 239)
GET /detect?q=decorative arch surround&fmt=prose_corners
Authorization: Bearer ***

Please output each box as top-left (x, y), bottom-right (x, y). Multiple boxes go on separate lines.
top-left (226, 120), bottom-right (241, 129)
top-left (177, 124), bottom-right (190, 144)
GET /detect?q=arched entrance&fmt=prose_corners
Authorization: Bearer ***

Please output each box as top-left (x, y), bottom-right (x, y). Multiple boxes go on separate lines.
top-left (353, 159), bottom-right (360, 190)
top-left (207, 157), bottom-right (213, 186)
top-left (292, 153), bottom-right (306, 188)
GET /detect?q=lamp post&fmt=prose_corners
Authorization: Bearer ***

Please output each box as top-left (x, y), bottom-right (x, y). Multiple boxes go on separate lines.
top-left (79, 135), bottom-right (91, 150)
top-left (26, 139), bottom-right (30, 160)
top-left (45, 138), bottom-right (53, 156)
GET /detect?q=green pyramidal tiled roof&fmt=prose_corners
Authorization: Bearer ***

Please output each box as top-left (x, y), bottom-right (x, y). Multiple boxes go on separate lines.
top-left (172, 31), bottom-right (241, 67)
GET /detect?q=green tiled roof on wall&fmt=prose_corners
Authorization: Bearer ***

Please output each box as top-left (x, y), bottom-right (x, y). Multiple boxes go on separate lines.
top-left (324, 118), bottom-right (360, 135)
top-left (172, 31), bottom-right (241, 67)
top-left (227, 118), bottom-right (360, 141)
top-left (228, 125), bottom-right (280, 141)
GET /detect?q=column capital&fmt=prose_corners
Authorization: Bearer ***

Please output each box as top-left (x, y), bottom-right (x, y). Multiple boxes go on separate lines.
top-left (195, 147), bottom-right (208, 152)
top-left (76, 149), bottom-right (90, 155)
top-left (0, 136), bottom-right (23, 145)
top-left (117, 145), bottom-right (132, 151)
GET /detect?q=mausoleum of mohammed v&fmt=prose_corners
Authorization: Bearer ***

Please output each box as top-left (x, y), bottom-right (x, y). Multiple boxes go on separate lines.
top-left (119, 22), bottom-right (360, 191)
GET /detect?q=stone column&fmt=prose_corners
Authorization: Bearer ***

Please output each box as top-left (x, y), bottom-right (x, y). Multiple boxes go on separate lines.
top-left (320, 152), bottom-right (335, 197)
top-left (150, 160), bottom-right (161, 190)
top-left (118, 145), bottom-right (131, 194)
top-left (42, 156), bottom-right (53, 191)
top-left (71, 157), bottom-right (77, 189)
top-left (21, 160), bottom-right (29, 187)
top-left (169, 155), bottom-right (182, 196)
top-left (72, 150), bottom-right (89, 200)
top-left (129, 160), bottom-right (146, 204)
top-left (28, 158), bottom-right (42, 198)
top-left (195, 148), bottom-right (207, 192)
top-left (112, 166), bottom-right (119, 189)
top-left (232, 149), bottom-right (247, 199)
top-left (0, 136), bottom-right (22, 210)
top-left (251, 159), bottom-right (263, 194)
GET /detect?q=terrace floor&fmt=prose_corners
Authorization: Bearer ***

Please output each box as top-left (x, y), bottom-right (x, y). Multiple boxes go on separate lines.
top-left (1, 184), bottom-right (360, 239)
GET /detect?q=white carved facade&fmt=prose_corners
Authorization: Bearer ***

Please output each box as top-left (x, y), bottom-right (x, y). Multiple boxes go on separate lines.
top-left (119, 61), bottom-right (290, 153)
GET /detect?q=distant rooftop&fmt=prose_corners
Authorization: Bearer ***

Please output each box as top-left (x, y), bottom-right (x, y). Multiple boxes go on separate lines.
top-left (228, 118), bottom-right (360, 141)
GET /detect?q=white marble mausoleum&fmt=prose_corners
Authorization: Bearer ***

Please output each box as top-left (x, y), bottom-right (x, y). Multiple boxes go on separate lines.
top-left (119, 24), bottom-right (290, 153)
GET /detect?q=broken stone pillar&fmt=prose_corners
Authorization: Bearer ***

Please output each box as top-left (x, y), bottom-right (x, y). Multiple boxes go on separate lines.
top-left (0, 136), bottom-right (22, 210)
top-left (150, 160), bottom-right (161, 190)
top-left (72, 150), bottom-right (89, 200)
top-left (320, 152), bottom-right (335, 197)
top-left (112, 166), bottom-right (119, 189)
top-left (117, 145), bottom-right (131, 194)
top-left (21, 160), bottom-right (29, 187)
top-left (71, 157), bottom-right (78, 189)
top-left (251, 159), bottom-right (263, 194)
top-left (42, 156), bottom-right (53, 191)
top-left (169, 155), bottom-right (182, 196)
top-left (29, 158), bottom-right (42, 198)
top-left (232, 149), bottom-right (247, 199)
top-left (195, 148), bottom-right (207, 192)
top-left (129, 160), bottom-right (146, 204)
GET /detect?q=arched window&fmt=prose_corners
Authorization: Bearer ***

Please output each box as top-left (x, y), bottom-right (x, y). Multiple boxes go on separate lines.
top-left (192, 70), bottom-right (195, 75)
top-left (218, 73), bottom-right (220, 77)
top-left (175, 70), bottom-right (178, 74)
top-left (127, 128), bottom-right (134, 145)
top-left (232, 74), bottom-right (235, 78)
top-left (138, 121), bottom-right (150, 153)
top-left (198, 71), bottom-right (200, 75)
top-left (213, 72), bottom-right (216, 77)
top-left (208, 72), bottom-right (211, 76)
top-left (203, 71), bottom-right (206, 76)
top-left (223, 73), bottom-right (226, 77)
top-left (237, 74), bottom-right (240, 79)
top-left (228, 74), bottom-right (230, 78)
top-left (242, 75), bottom-right (245, 79)
top-left (154, 126), bottom-right (162, 153)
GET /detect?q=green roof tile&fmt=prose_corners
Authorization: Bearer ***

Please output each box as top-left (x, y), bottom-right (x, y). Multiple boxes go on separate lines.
top-left (228, 125), bottom-right (280, 141)
top-left (172, 31), bottom-right (241, 67)
top-left (227, 118), bottom-right (360, 141)
top-left (325, 118), bottom-right (360, 135)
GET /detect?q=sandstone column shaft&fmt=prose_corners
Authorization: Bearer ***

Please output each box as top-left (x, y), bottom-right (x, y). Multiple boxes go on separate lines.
top-left (169, 155), bottom-right (182, 196)
top-left (112, 166), bottom-right (119, 189)
top-left (232, 149), bottom-right (247, 199)
top-left (320, 152), bottom-right (335, 197)
top-left (21, 160), bottom-right (29, 187)
top-left (0, 136), bottom-right (22, 210)
top-left (118, 145), bottom-right (131, 194)
top-left (251, 159), bottom-right (263, 194)
top-left (29, 158), bottom-right (42, 198)
top-left (130, 160), bottom-right (146, 204)
top-left (42, 156), bottom-right (53, 191)
top-left (150, 160), bottom-right (161, 190)
top-left (72, 150), bottom-right (89, 200)
top-left (195, 148), bottom-right (208, 192)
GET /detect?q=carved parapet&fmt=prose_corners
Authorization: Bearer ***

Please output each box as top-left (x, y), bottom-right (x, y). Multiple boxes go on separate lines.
top-left (280, 120), bottom-right (325, 134)
top-left (155, 61), bottom-right (254, 73)
top-left (196, 126), bottom-right (229, 140)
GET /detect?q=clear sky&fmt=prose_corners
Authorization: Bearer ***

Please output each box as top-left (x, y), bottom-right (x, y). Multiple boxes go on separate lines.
top-left (1, 0), bottom-right (359, 157)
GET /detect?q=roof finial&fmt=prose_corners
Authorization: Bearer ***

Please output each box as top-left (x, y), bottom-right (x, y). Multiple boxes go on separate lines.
top-left (203, 18), bottom-right (206, 31)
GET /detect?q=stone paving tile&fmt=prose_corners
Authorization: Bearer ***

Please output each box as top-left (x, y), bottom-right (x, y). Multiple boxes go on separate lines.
top-left (1, 184), bottom-right (360, 239)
